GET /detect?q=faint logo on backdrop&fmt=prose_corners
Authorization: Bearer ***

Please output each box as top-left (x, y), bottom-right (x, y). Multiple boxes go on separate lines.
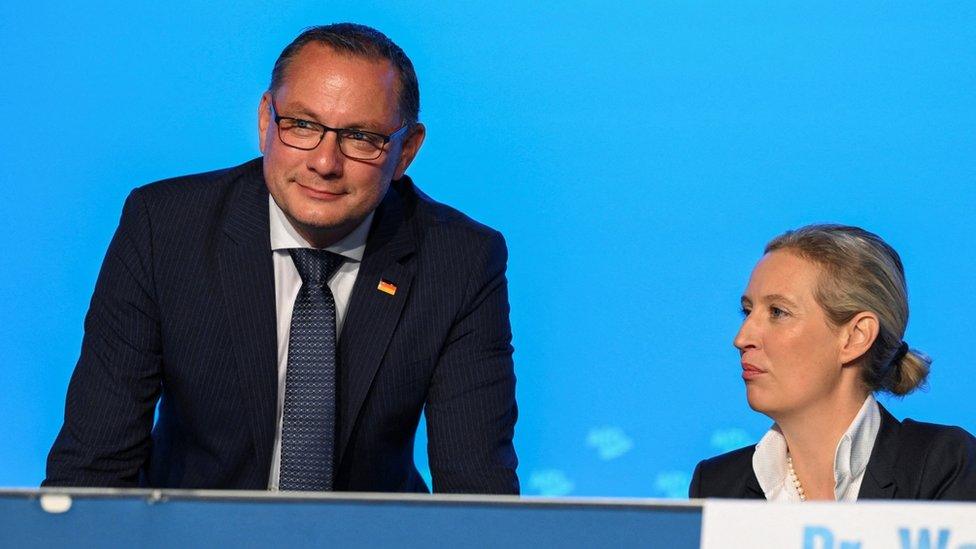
top-left (652, 428), bottom-right (753, 499)
top-left (654, 471), bottom-right (692, 499)
top-left (710, 428), bottom-right (751, 453)
top-left (529, 469), bottom-right (575, 496)
top-left (586, 426), bottom-right (634, 460)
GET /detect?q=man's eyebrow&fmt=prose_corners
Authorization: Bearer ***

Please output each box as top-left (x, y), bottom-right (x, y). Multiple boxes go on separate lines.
top-left (276, 102), bottom-right (324, 123)
top-left (276, 103), bottom-right (387, 131)
top-left (341, 121), bottom-right (390, 133)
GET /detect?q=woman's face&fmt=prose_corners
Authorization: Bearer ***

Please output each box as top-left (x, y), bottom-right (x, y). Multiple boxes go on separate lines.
top-left (734, 250), bottom-right (847, 419)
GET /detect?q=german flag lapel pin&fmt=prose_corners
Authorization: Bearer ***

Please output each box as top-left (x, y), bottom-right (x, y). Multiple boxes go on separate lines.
top-left (377, 279), bottom-right (397, 296)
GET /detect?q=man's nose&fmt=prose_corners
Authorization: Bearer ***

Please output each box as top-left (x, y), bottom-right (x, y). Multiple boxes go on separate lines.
top-left (306, 131), bottom-right (343, 177)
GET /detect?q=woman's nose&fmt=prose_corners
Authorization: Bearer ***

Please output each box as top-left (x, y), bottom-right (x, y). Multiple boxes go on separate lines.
top-left (733, 315), bottom-right (757, 351)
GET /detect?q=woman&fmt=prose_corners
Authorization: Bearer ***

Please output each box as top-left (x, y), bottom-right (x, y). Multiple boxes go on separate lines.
top-left (690, 224), bottom-right (976, 501)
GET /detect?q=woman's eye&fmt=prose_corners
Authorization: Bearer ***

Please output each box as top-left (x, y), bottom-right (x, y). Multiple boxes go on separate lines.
top-left (770, 306), bottom-right (789, 319)
top-left (740, 307), bottom-right (751, 318)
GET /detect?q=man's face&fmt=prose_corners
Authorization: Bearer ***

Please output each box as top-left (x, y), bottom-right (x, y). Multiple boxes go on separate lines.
top-left (258, 43), bottom-right (424, 247)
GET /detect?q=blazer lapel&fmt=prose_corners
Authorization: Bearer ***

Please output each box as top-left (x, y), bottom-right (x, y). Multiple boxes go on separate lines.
top-left (336, 180), bottom-right (417, 464)
top-left (745, 469), bottom-right (765, 498)
top-left (217, 161), bottom-right (278, 480)
top-left (858, 404), bottom-right (900, 499)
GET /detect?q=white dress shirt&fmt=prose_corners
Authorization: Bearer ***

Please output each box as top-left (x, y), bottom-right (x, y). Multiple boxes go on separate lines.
top-left (266, 195), bottom-right (373, 490)
top-left (752, 394), bottom-right (882, 502)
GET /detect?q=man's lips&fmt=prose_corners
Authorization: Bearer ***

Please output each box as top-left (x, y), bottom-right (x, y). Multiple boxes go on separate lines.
top-left (296, 181), bottom-right (345, 201)
top-left (741, 362), bottom-right (766, 381)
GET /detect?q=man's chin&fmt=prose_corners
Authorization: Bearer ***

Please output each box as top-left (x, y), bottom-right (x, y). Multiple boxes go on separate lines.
top-left (287, 205), bottom-right (353, 231)
top-left (288, 212), bottom-right (364, 246)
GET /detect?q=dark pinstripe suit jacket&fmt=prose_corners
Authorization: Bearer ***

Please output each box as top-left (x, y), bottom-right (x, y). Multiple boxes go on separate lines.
top-left (44, 158), bottom-right (519, 494)
top-left (689, 405), bottom-right (976, 500)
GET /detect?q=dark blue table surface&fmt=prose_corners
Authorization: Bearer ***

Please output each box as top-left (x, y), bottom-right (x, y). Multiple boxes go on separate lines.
top-left (0, 489), bottom-right (702, 548)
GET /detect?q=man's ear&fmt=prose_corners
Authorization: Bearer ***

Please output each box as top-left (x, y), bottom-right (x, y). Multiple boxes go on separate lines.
top-left (840, 311), bottom-right (879, 366)
top-left (257, 92), bottom-right (272, 154)
top-left (393, 123), bottom-right (426, 180)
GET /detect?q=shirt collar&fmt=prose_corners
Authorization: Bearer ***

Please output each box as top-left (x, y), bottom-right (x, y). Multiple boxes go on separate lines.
top-left (752, 394), bottom-right (881, 501)
top-left (833, 394), bottom-right (881, 495)
top-left (753, 424), bottom-right (791, 499)
top-left (268, 195), bottom-right (372, 261)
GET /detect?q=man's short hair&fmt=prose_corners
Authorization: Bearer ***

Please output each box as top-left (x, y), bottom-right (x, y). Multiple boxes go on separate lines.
top-left (269, 23), bottom-right (421, 125)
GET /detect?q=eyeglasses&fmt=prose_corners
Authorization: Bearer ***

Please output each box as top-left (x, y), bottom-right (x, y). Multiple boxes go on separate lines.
top-left (269, 98), bottom-right (409, 161)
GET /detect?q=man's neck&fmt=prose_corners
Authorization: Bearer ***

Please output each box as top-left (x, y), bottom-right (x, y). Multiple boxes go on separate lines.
top-left (295, 222), bottom-right (357, 249)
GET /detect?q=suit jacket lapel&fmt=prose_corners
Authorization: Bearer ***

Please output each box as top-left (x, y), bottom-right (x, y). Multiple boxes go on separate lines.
top-left (336, 180), bottom-right (417, 464)
top-left (858, 404), bottom-right (900, 499)
top-left (745, 468), bottom-right (764, 498)
top-left (217, 160), bottom-right (278, 481)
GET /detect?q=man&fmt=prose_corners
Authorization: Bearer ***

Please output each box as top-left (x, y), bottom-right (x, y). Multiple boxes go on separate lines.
top-left (44, 23), bottom-right (518, 494)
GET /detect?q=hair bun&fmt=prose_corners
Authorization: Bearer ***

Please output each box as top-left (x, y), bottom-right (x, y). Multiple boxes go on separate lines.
top-left (886, 344), bottom-right (931, 396)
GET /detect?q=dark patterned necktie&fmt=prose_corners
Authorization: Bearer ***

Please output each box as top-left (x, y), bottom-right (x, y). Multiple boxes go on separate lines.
top-left (279, 248), bottom-right (344, 491)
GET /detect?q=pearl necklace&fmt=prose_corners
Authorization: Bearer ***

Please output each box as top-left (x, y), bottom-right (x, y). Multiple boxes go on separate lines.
top-left (786, 455), bottom-right (807, 502)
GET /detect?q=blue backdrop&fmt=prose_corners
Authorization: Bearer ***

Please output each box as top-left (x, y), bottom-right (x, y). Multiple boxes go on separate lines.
top-left (2, 2), bottom-right (974, 497)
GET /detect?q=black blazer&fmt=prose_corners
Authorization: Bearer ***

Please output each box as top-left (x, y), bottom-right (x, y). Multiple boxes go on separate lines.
top-left (690, 405), bottom-right (976, 501)
top-left (44, 158), bottom-right (518, 494)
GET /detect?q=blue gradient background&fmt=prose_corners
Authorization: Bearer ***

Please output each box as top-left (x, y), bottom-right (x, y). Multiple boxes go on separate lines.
top-left (2, 2), bottom-right (974, 497)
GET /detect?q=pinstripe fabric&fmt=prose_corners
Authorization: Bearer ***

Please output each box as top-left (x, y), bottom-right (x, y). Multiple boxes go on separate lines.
top-left (44, 157), bottom-right (519, 494)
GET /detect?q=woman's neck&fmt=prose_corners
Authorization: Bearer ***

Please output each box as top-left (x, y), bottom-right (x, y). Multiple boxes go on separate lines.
top-left (774, 390), bottom-right (869, 501)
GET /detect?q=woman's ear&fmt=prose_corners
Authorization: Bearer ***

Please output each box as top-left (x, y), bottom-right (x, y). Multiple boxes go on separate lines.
top-left (840, 312), bottom-right (879, 365)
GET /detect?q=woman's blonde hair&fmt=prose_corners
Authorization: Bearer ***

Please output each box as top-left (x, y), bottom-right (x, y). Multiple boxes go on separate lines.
top-left (765, 224), bottom-right (930, 395)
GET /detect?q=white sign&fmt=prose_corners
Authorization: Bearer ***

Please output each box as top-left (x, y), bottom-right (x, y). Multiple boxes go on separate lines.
top-left (701, 500), bottom-right (976, 549)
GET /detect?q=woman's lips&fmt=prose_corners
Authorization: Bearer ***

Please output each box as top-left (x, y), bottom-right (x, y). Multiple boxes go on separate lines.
top-left (741, 362), bottom-right (766, 381)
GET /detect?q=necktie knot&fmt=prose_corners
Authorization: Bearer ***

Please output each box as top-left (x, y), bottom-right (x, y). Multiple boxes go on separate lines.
top-left (289, 248), bottom-right (344, 285)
